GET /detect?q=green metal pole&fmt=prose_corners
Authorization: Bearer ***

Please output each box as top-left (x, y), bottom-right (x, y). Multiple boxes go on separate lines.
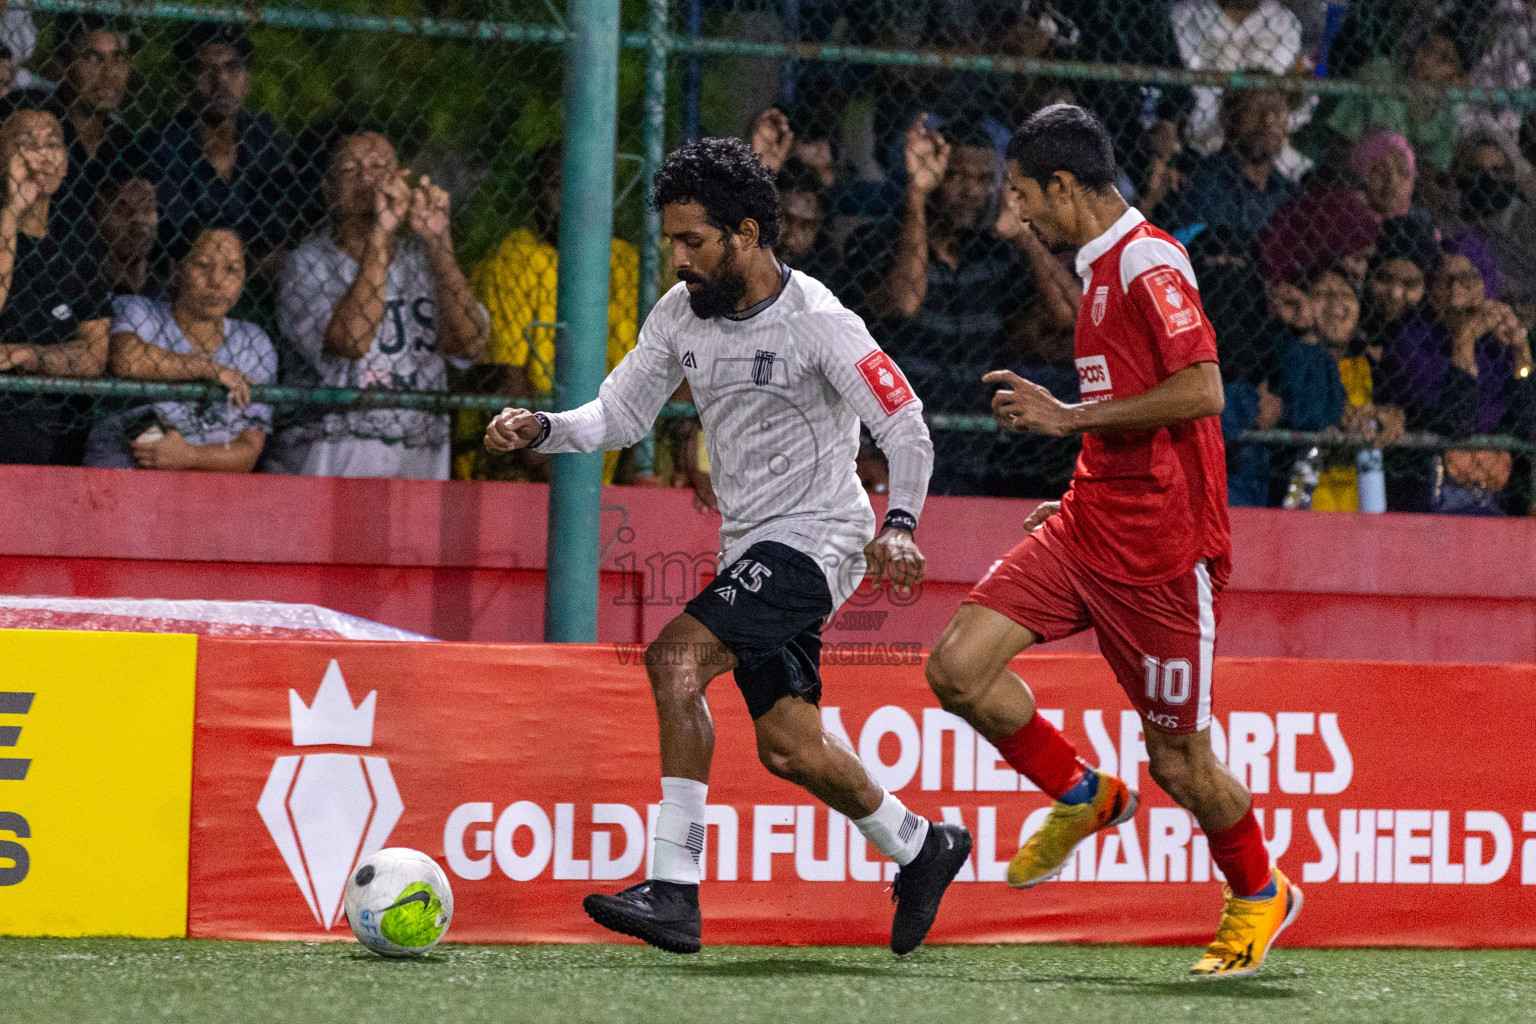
top-left (546, 0), bottom-right (620, 643)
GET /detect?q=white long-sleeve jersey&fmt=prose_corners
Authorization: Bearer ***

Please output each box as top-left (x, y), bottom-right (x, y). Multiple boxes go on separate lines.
top-left (536, 270), bottom-right (934, 609)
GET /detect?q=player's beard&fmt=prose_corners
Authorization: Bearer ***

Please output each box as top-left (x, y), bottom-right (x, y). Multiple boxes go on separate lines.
top-left (681, 241), bottom-right (748, 319)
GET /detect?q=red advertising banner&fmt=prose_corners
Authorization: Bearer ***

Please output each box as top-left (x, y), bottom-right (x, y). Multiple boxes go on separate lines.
top-left (188, 639), bottom-right (1536, 946)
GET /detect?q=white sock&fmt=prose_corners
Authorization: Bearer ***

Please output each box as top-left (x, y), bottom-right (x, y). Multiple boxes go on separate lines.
top-left (651, 776), bottom-right (707, 885)
top-left (853, 789), bottom-right (929, 866)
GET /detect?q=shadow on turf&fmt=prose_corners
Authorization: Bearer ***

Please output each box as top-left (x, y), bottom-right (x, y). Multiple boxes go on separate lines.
top-left (658, 957), bottom-right (1297, 998)
top-left (1044, 976), bottom-right (1298, 1000)
top-left (669, 957), bottom-right (893, 979)
top-left (342, 952), bottom-right (454, 965)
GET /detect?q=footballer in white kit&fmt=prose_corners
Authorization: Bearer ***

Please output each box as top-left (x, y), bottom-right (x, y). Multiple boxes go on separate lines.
top-left (487, 138), bottom-right (971, 955)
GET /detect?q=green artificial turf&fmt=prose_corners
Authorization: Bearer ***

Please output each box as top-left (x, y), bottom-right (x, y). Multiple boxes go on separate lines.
top-left (1, 939), bottom-right (1532, 1024)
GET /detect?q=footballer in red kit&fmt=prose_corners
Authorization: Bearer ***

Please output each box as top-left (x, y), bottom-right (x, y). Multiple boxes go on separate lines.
top-left (977, 207), bottom-right (1231, 735)
top-left (921, 105), bottom-right (1301, 980)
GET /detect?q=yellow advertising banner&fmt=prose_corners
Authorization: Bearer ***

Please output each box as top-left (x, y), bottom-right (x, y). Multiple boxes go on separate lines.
top-left (0, 629), bottom-right (197, 937)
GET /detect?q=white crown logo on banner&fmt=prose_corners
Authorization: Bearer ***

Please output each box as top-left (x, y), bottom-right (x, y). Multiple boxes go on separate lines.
top-left (257, 660), bottom-right (403, 930)
top-left (289, 660), bottom-right (376, 746)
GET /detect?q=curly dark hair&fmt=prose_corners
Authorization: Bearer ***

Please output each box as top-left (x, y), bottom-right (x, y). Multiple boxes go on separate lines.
top-left (651, 138), bottom-right (779, 248)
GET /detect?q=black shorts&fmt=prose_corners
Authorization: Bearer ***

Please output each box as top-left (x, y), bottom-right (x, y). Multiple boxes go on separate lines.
top-left (683, 541), bottom-right (835, 720)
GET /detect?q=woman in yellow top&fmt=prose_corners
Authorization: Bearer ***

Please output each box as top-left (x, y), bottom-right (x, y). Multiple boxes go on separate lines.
top-left (1309, 268), bottom-right (1406, 510)
top-left (454, 144), bottom-right (640, 482)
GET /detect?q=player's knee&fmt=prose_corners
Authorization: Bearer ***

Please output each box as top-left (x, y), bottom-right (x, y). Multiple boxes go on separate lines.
top-left (755, 732), bottom-right (814, 784)
top-left (925, 639), bottom-right (984, 713)
top-left (644, 654), bottom-right (702, 706)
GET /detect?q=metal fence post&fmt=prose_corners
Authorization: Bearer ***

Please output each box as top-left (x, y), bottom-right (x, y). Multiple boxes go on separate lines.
top-left (545, 0), bottom-right (621, 643)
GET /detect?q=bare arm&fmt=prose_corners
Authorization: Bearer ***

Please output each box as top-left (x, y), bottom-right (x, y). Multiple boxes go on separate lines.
top-left (872, 115), bottom-right (948, 320)
top-left (323, 226), bottom-right (392, 360)
top-left (748, 108), bottom-right (794, 173)
top-left (10, 318), bottom-right (112, 378)
top-left (0, 207), bottom-right (20, 319)
top-left (132, 428), bottom-right (266, 473)
top-left (995, 189), bottom-right (1080, 332)
top-left (324, 169), bottom-right (410, 361)
top-left (109, 331), bottom-right (252, 405)
top-left (874, 191), bottom-right (931, 320)
top-left (1015, 227), bottom-right (1080, 330)
top-left (110, 330), bottom-right (218, 379)
top-left (0, 343), bottom-right (37, 373)
top-left (424, 237), bottom-right (486, 359)
top-left (987, 361), bottom-right (1225, 437)
top-left (0, 151), bottom-right (48, 318)
top-left (410, 175), bottom-right (487, 360)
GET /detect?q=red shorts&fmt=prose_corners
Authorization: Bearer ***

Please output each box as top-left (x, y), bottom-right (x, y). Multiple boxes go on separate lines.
top-left (964, 523), bottom-right (1219, 734)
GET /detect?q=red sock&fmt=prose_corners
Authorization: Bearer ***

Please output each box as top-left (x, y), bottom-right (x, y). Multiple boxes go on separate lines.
top-left (994, 712), bottom-right (1089, 800)
top-left (1206, 808), bottom-right (1272, 898)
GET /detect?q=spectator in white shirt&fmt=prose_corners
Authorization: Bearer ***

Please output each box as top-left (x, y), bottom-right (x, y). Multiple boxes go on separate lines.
top-left (1464, 0), bottom-right (1536, 154)
top-left (269, 131), bottom-right (487, 479)
top-left (1, 10), bottom-right (53, 93)
top-left (1170, 0), bottom-right (1315, 179)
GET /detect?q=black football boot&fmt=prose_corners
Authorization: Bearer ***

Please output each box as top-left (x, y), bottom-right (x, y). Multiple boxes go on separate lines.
top-left (889, 822), bottom-right (972, 955)
top-left (583, 880), bottom-right (703, 954)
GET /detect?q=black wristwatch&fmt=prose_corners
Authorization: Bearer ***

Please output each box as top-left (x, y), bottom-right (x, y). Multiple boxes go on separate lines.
top-left (882, 508), bottom-right (917, 536)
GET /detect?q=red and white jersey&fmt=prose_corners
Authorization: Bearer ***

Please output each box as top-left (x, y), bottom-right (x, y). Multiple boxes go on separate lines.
top-left (1056, 207), bottom-right (1232, 587)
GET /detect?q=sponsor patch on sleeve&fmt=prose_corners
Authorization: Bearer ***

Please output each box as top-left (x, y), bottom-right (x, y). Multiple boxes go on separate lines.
top-left (1142, 268), bottom-right (1202, 336)
top-left (855, 349), bottom-right (916, 415)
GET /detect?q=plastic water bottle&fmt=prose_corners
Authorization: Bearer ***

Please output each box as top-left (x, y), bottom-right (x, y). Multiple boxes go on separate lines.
top-left (1356, 448), bottom-right (1387, 513)
top-left (1282, 447), bottom-right (1320, 510)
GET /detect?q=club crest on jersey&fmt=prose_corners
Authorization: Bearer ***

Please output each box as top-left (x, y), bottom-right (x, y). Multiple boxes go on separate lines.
top-left (1075, 354), bottom-right (1112, 400)
top-left (752, 349), bottom-right (776, 386)
top-left (1090, 285), bottom-right (1108, 326)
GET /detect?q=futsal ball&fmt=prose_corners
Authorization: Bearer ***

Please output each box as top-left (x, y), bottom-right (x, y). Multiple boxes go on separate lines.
top-left (343, 847), bottom-right (454, 957)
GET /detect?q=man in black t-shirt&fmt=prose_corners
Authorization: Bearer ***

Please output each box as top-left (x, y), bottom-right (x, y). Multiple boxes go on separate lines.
top-left (0, 109), bottom-right (112, 465)
top-left (45, 16), bottom-right (147, 239)
top-left (145, 23), bottom-right (297, 280)
top-left (863, 116), bottom-right (1078, 495)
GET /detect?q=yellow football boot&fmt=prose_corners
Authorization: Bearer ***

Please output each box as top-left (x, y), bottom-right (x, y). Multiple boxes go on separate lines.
top-left (1189, 868), bottom-right (1303, 980)
top-left (1007, 771), bottom-right (1137, 889)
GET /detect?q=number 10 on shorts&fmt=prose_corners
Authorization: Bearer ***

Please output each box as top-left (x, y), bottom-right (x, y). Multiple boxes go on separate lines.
top-left (1142, 656), bottom-right (1192, 705)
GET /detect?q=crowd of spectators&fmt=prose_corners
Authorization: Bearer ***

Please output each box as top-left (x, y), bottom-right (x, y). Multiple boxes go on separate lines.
top-left (721, 0), bottom-right (1536, 515)
top-left (0, 14), bottom-right (491, 480)
top-left (0, 5), bottom-right (1533, 517)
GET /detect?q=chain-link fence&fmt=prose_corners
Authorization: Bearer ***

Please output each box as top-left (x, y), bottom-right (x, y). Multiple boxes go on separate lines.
top-left (1, 0), bottom-right (1534, 515)
top-left (693, 0), bottom-right (1536, 515)
top-left (0, 0), bottom-right (659, 482)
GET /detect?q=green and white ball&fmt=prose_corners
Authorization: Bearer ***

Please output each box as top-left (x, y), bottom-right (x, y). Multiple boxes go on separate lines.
top-left (343, 848), bottom-right (454, 957)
